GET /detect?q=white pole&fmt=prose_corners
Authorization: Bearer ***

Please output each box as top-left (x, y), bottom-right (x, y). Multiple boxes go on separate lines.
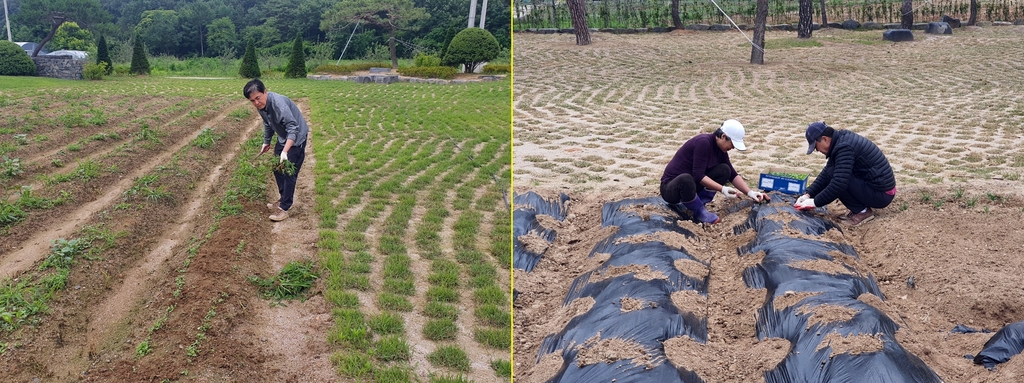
top-left (335, 21), bottom-right (360, 65)
top-left (468, 0), bottom-right (478, 28)
top-left (478, 0), bottom-right (488, 28)
top-left (3, 0), bottom-right (11, 42)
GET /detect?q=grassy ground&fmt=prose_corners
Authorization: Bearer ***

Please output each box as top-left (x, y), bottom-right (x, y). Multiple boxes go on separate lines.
top-left (0, 75), bottom-right (511, 382)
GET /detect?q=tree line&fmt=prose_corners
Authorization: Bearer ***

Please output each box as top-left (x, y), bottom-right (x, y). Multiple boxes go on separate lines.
top-left (5, 0), bottom-right (510, 61)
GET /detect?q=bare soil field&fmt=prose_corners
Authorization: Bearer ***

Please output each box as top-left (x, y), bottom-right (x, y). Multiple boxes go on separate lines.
top-left (0, 84), bottom-right (336, 381)
top-left (513, 26), bottom-right (1024, 382)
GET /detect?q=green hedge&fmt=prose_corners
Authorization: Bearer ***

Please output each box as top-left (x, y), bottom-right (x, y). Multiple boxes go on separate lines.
top-left (481, 64), bottom-right (509, 74)
top-left (395, 66), bottom-right (458, 80)
top-left (312, 62), bottom-right (392, 75)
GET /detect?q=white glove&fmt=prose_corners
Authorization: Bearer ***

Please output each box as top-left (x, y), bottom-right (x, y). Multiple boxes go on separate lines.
top-left (747, 190), bottom-right (769, 202)
top-left (794, 198), bottom-right (816, 211)
top-left (720, 186), bottom-right (740, 199)
top-left (796, 194), bottom-right (810, 204)
top-left (280, 151), bottom-right (288, 163)
top-left (260, 144), bottom-right (271, 155)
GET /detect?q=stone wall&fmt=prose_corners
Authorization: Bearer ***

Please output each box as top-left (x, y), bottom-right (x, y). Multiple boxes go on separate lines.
top-left (31, 56), bottom-right (84, 80)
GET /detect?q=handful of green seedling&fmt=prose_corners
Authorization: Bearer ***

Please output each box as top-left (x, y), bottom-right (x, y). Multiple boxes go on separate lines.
top-left (274, 159), bottom-right (297, 176)
top-left (263, 155), bottom-right (296, 176)
top-left (768, 172), bottom-right (808, 181)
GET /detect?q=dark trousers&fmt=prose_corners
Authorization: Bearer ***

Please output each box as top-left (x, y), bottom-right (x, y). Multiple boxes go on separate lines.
top-left (660, 163), bottom-right (731, 204)
top-left (274, 141), bottom-right (305, 211)
top-left (838, 174), bottom-right (894, 212)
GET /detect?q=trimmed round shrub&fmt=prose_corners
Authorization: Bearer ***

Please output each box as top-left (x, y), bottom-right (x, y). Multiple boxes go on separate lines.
top-left (0, 41), bottom-right (36, 76)
top-left (442, 28), bottom-right (499, 73)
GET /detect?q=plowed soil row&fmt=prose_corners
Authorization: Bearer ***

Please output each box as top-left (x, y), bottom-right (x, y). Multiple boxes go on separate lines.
top-left (0, 94), bottom-right (319, 381)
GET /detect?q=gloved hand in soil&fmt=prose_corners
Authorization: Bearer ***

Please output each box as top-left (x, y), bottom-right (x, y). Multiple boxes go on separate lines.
top-left (747, 190), bottom-right (770, 203)
top-left (280, 151), bottom-right (288, 163)
top-left (720, 186), bottom-right (740, 199)
top-left (796, 194), bottom-right (811, 204)
top-left (794, 197), bottom-right (816, 211)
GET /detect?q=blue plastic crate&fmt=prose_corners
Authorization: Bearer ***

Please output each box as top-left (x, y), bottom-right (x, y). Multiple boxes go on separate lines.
top-left (759, 170), bottom-right (810, 195)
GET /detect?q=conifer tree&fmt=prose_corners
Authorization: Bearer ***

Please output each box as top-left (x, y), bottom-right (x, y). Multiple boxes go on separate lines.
top-left (284, 34), bottom-right (307, 79)
top-left (129, 35), bottom-right (150, 75)
top-left (239, 40), bottom-right (261, 78)
top-left (96, 35), bottom-right (113, 75)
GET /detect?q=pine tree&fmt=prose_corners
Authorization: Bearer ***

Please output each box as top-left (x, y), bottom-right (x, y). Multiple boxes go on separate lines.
top-left (239, 40), bottom-right (261, 79)
top-left (96, 35), bottom-right (113, 75)
top-left (284, 34), bottom-right (307, 79)
top-left (129, 35), bottom-right (150, 75)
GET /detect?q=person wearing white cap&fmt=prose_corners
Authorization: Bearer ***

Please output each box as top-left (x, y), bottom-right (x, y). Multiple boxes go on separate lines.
top-left (793, 121), bottom-right (896, 226)
top-left (660, 119), bottom-right (770, 224)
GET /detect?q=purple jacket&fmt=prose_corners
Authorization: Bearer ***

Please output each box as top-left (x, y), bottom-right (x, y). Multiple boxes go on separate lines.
top-left (661, 133), bottom-right (738, 185)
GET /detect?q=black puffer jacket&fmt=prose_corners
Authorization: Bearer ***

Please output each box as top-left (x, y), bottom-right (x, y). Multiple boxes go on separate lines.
top-left (807, 129), bottom-right (895, 207)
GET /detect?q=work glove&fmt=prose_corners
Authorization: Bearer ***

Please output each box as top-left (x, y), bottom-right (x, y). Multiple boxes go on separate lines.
top-left (280, 151), bottom-right (288, 163)
top-left (796, 194), bottom-right (810, 204)
top-left (747, 190), bottom-right (770, 203)
top-left (260, 144), bottom-right (271, 155)
top-left (720, 186), bottom-right (740, 199)
top-left (794, 198), bottom-right (816, 211)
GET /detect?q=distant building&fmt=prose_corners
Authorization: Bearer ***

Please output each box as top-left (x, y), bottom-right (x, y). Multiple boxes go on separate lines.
top-left (14, 42), bottom-right (50, 55)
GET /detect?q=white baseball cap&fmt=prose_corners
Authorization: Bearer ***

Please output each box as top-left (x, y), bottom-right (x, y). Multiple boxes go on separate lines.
top-left (720, 119), bottom-right (746, 151)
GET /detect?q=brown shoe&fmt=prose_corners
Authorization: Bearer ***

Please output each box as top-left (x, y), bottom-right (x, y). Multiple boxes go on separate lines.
top-left (846, 208), bottom-right (874, 226)
top-left (269, 207), bottom-right (289, 222)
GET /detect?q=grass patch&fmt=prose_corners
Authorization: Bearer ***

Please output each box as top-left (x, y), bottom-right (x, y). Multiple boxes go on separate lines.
top-left (248, 260), bottom-right (319, 302)
top-left (423, 319), bottom-right (458, 341)
top-left (427, 345), bottom-right (471, 371)
top-left (373, 336), bottom-right (411, 362)
top-left (368, 312), bottom-right (405, 335)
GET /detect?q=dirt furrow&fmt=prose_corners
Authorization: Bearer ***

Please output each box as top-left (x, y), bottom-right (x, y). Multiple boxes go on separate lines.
top-left (0, 99), bottom-right (250, 280)
top-left (83, 116), bottom-right (261, 355)
top-left (243, 102), bottom-right (337, 381)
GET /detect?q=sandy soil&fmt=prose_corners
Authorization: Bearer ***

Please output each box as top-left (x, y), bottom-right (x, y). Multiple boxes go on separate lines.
top-left (513, 26), bottom-right (1024, 382)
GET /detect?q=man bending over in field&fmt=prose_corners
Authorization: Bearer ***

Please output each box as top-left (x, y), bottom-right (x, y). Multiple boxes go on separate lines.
top-left (794, 121), bottom-right (896, 226)
top-left (243, 78), bottom-right (309, 222)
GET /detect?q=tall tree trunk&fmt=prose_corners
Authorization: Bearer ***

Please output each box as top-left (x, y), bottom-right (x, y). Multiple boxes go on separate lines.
top-left (900, 0), bottom-right (913, 29)
top-left (671, 0), bottom-right (683, 29)
top-left (469, 0), bottom-right (478, 27)
top-left (32, 15), bottom-right (66, 57)
top-left (819, 0), bottom-right (828, 27)
top-left (479, 0), bottom-right (488, 28)
top-left (550, 0), bottom-right (558, 27)
top-left (797, 0), bottom-right (813, 38)
top-left (567, 0), bottom-right (591, 45)
top-left (751, 0), bottom-right (768, 64)
top-left (968, 0), bottom-right (978, 25)
top-left (389, 29), bottom-right (398, 69)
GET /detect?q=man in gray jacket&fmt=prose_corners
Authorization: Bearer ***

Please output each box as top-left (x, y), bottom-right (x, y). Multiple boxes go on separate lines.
top-left (794, 121), bottom-right (896, 226)
top-left (243, 78), bottom-right (309, 221)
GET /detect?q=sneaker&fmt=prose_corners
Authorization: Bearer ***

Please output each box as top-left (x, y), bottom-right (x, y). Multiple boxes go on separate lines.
top-left (269, 207), bottom-right (289, 222)
top-left (846, 208), bottom-right (874, 226)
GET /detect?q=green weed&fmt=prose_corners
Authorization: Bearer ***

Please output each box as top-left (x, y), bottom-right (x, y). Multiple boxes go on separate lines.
top-left (1, 156), bottom-right (23, 178)
top-left (248, 260), bottom-right (319, 302)
top-left (427, 345), bottom-right (470, 371)
top-left (490, 359), bottom-right (512, 378)
top-left (423, 319), bottom-right (458, 341)
top-left (474, 327), bottom-right (511, 349)
top-left (424, 302), bottom-right (458, 320)
top-left (332, 351), bottom-right (373, 379)
top-left (136, 337), bottom-right (152, 358)
top-left (368, 312), bottom-right (405, 335)
top-left (373, 336), bottom-right (411, 362)
top-left (377, 293), bottom-right (413, 311)
top-left (375, 365), bottom-right (411, 383)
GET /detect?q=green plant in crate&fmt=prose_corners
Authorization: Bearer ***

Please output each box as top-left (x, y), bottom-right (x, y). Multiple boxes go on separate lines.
top-left (768, 171), bottom-right (808, 180)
